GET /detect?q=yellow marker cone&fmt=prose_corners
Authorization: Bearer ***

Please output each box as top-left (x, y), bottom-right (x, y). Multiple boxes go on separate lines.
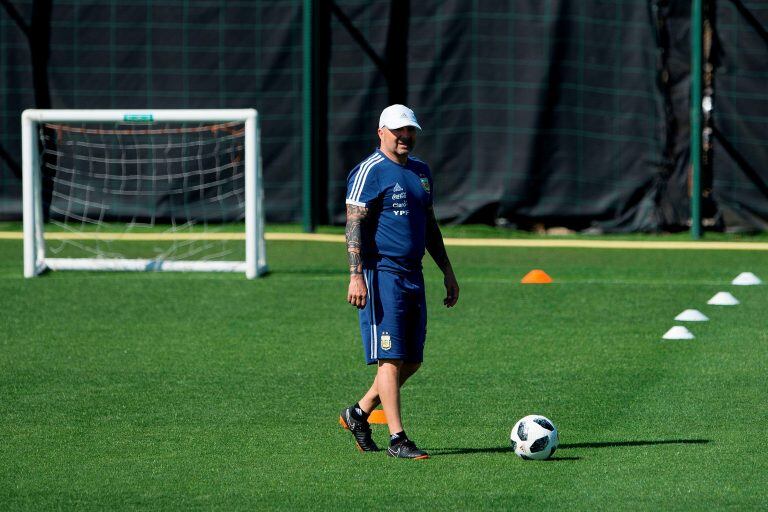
top-left (521, 269), bottom-right (553, 284)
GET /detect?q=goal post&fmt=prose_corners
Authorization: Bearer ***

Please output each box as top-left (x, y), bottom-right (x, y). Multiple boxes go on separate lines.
top-left (22, 109), bottom-right (267, 278)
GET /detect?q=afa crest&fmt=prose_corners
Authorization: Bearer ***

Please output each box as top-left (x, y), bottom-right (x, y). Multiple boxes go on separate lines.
top-left (419, 175), bottom-right (430, 193)
top-left (381, 332), bottom-right (392, 350)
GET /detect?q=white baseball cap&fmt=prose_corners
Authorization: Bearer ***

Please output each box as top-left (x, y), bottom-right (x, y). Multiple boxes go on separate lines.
top-left (379, 104), bottom-right (422, 130)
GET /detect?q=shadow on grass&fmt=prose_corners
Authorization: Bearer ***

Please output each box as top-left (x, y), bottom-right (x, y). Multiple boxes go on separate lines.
top-left (429, 439), bottom-right (709, 459)
top-left (559, 439), bottom-right (710, 449)
top-left (428, 447), bottom-right (580, 460)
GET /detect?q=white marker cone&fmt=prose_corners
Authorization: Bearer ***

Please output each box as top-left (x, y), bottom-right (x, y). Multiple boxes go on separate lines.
top-left (662, 326), bottom-right (695, 340)
top-left (707, 292), bottom-right (739, 305)
top-left (675, 309), bottom-right (709, 321)
top-left (732, 272), bottom-right (762, 286)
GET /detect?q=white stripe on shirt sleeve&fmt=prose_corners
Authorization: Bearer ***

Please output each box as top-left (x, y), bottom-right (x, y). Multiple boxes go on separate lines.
top-left (350, 156), bottom-right (383, 203)
top-left (347, 154), bottom-right (379, 202)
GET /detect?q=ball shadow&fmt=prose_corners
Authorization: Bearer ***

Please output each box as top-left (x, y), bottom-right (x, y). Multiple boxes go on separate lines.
top-left (428, 439), bottom-right (710, 459)
top-left (559, 439), bottom-right (710, 449)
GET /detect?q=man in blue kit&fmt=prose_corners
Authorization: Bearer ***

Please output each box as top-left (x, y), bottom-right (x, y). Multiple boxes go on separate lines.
top-left (339, 104), bottom-right (460, 459)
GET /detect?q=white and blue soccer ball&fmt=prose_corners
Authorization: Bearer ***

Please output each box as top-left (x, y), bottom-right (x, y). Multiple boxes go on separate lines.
top-left (510, 415), bottom-right (559, 460)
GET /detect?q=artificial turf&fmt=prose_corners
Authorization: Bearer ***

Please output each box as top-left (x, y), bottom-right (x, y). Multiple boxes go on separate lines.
top-left (0, 233), bottom-right (766, 510)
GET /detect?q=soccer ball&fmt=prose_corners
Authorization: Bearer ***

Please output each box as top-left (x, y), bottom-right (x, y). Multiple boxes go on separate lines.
top-left (510, 415), bottom-right (559, 460)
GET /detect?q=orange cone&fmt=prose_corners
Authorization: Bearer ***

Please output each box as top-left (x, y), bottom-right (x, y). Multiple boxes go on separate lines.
top-left (521, 269), bottom-right (553, 284)
top-left (338, 408), bottom-right (387, 429)
top-left (368, 409), bottom-right (387, 424)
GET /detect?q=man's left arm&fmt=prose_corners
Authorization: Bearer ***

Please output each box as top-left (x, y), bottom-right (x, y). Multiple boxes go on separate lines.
top-left (425, 205), bottom-right (459, 307)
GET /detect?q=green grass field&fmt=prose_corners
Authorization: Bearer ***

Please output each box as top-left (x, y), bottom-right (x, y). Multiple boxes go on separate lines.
top-left (1, 232), bottom-right (767, 510)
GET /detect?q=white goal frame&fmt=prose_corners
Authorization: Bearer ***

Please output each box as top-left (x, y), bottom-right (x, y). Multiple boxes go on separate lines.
top-left (22, 109), bottom-right (267, 279)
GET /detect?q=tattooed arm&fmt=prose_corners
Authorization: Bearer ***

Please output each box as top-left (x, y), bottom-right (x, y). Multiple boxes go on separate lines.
top-left (346, 204), bottom-right (369, 309)
top-left (425, 205), bottom-right (459, 307)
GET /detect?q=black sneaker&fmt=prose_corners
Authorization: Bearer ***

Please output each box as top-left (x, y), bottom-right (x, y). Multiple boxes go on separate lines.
top-left (387, 439), bottom-right (429, 460)
top-left (339, 406), bottom-right (380, 452)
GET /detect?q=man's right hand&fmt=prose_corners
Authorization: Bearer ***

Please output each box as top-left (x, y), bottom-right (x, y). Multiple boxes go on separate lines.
top-left (347, 274), bottom-right (368, 309)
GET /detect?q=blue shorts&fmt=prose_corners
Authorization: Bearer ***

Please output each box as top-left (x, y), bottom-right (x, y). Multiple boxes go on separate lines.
top-left (359, 268), bottom-right (427, 365)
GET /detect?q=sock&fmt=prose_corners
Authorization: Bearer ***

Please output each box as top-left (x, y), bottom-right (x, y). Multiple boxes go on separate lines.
top-left (351, 403), bottom-right (369, 421)
top-left (390, 431), bottom-right (407, 446)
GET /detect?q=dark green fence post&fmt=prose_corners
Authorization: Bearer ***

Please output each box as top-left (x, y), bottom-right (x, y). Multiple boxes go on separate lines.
top-left (690, 0), bottom-right (703, 239)
top-left (302, 0), bottom-right (315, 232)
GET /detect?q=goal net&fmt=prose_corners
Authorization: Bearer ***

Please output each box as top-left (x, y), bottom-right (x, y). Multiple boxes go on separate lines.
top-left (22, 109), bottom-right (267, 278)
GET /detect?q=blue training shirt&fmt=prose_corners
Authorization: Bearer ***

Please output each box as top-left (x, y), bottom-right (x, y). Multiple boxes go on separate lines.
top-left (346, 149), bottom-right (434, 274)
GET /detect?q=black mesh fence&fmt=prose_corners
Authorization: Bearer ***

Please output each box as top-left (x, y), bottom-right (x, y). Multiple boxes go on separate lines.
top-left (710, 0), bottom-right (768, 230)
top-left (327, 1), bottom-right (672, 231)
top-left (1, 1), bottom-right (303, 221)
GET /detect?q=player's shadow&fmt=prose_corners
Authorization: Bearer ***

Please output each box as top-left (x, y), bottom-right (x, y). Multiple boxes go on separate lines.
top-left (428, 447), bottom-right (580, 461)
top-left (429, 439), bottom-right (709, 459)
